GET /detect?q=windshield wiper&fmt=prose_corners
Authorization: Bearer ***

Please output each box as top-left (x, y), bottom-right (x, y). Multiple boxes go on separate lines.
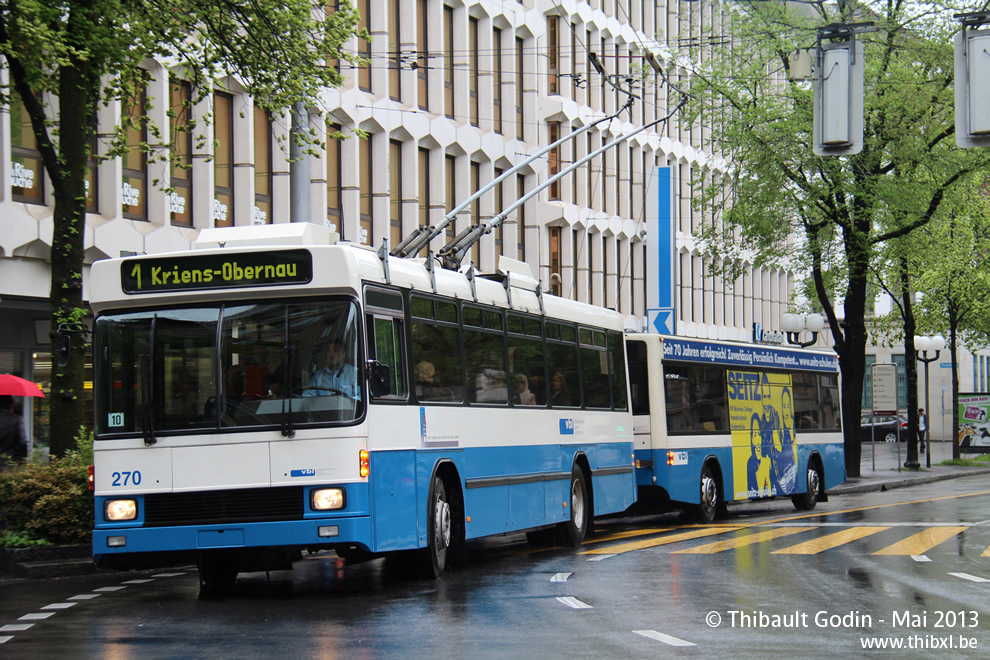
top-left (141, 315), bottom-right (158, 446)
top-left (280, 345), bottom-right (295, 438)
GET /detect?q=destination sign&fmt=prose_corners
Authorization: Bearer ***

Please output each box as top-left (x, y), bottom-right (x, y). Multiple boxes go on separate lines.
top-left (121, 249), bottom-right (313, 294)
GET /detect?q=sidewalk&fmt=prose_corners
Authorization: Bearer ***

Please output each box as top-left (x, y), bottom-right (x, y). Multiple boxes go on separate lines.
top-left (830, 438), bottom-right (990, 495)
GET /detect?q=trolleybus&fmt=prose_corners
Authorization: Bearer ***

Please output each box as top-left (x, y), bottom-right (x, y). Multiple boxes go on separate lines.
top-left (89, 223), bottom-right (636, 587)
top-left (625, 333), bottom-right (844, 522)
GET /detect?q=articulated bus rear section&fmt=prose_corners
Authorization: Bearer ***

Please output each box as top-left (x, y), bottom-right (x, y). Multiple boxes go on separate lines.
top-left (625, 334), bottom-right (845, 523)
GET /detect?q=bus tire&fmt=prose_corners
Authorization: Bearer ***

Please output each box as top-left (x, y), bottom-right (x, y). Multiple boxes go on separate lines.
top-left (559, 465), bottom-right (590, 547)
top-left (696, 462), bottom-right (720, 524)
top-left (421, 473), bottom-right (451, 579)
top-left (792, 459), bottom-right (823, 511)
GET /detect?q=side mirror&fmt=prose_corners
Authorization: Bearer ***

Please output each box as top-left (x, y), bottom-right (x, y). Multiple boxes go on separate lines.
top-left (55, 333), bottom-right (72, 368)
top-left (367, 360), bottom-right (391, 397)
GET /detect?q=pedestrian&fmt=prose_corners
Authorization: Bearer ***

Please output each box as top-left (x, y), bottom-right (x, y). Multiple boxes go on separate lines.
top-left (918, 408), bottom-right (927, 452)
top-left (0, 395), bottom-right (28, 470)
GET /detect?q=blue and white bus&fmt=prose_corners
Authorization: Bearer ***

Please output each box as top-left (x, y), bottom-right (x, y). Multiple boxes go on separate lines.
top-left (624, 334), bottom-right (844, 522)
top-left (89, 224), bottom-right (636, 587)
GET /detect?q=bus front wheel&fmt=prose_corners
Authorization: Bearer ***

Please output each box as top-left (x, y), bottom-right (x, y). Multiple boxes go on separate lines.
top-left (560, 466), bottom-right (590, 547)
top-left (696, 463), bottom-right (720, 524)
top-left (422, 474), bottom-right (451, 579)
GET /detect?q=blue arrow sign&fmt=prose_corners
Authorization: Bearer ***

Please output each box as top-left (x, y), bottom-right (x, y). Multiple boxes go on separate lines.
top-left (646, 166), bottom-right (675, 335)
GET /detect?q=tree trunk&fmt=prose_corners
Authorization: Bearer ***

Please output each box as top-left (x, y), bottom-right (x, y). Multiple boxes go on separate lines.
top-left (900, 257), bottom-right (919, 469)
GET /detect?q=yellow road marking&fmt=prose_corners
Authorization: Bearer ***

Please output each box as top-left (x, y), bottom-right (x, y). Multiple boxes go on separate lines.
top-left (982, 546), bottom-right (990, 557)
top-left (588, 528), bottom-right (682, 544)
top-left (771, 526), bottom-right (888, 555)
top-left (674, 526), bottom-right (811, 554)
top-left (873, 527), bottom-right (969, 556)
top-left (581, 526), bottom-right (744, 555)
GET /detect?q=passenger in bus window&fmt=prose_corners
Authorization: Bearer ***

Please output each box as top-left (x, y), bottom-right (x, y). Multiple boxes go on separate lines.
top-left (550, 370), bottom-right (572, 407)
top-left (303, 338), bottom-right (359, 399)
top-left (512, 373), bottom-right (536, 406)
top-left (415, 360), bottom-right (437, 399)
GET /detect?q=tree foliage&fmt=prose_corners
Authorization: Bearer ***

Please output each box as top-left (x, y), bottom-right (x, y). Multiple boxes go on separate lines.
top-left (681, 0), bottom-right (990, 476)
top-left (0, 0), bottom-right (366, 455)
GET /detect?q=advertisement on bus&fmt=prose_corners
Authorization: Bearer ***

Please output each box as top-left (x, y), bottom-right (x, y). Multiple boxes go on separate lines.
top-left (729, 370), bottom-right (798, 499)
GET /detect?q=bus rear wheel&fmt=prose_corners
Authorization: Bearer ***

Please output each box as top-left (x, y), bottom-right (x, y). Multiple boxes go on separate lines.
top-left (696, 463), bottom-right (720, 524)
top-left (421, 474), bottom-right (451, 579)
top-left (792, 461), bottom-right (823, 511)
top-left (559, 466), bottom-right (590, 547)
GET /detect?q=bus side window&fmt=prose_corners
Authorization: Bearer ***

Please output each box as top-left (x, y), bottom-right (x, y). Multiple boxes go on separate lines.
top-left (626, 340), bottom-right (650, 416)
top-left (368, 315), bottom-right (406, 399)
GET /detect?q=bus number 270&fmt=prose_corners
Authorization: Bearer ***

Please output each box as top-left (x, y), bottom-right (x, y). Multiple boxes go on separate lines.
top-left (111, 471), bottom-right (142, 487)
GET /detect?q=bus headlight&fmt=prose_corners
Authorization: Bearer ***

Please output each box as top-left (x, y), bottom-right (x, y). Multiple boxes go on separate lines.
top-left (104, 499), bottom-right (138, 521)
top-left (311, 488), bottom-right (346, 511)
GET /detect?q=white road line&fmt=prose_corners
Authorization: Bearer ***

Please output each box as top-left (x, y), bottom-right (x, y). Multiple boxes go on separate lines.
top-left (586, 554), bottom-right (615, 562)
top-left (94, 586), bottom-right (127, 592)
top-left (633, 629), bottom-right (697, 647)
top-left (41, 603), bottom-right (77, 610)
top-left (556, 596), bottom-right (593, 609)
top-left (152, 572), bottom-right (186, 577)
top-left (0, 624), bottom-right (34, 632)
top-left (18, 613), bottom-right (55, 621)
top-left (68, 594), bottom-right (101, 601)
top-left (550, 572), bottom-right (572, 582)
top-left (122, 579), bottom-right (154, 584)
top-left (912, 555), bottom-right (931, 562)
top-left (950, 572), bottom-right (990, 583)
top-left (0, 636), bottom-right (13, 645)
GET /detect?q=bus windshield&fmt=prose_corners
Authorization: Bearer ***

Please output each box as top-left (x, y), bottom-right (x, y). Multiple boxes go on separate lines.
top-left (94, 298), bottom-right (364, 437)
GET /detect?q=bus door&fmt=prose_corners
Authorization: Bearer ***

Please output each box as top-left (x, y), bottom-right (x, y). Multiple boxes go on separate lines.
top-left (626, 338), bottom-right (656, 488)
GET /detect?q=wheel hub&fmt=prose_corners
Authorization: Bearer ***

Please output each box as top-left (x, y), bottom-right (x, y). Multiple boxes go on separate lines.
top-left (436, 498), bottom-right (451, 548)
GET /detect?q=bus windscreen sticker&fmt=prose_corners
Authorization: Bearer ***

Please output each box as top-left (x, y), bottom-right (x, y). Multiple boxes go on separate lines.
top-left (121, 249), bottom-right (313, 294)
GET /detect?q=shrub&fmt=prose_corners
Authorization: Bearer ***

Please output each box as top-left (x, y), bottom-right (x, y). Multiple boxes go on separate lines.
top-left (0, 427), bottom-right (93, 546)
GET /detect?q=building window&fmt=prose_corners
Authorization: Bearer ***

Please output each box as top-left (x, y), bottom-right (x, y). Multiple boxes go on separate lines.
top-left (85, 122), bottom-right (98, 214)
top-left (892, 354), bottom-right (908, 409)
top-left (358, 0), bottom-right (372, 92)
top-left (418, 147), bottom-right (430, 255)
top-left (469, 17), bottom-right (479, 127)
top-left (122, 81), bottom-right (148, 221)
top-left (517, 173), bottom-right (526, 262)
top-left (493, 28), bottom-right (503, 135)
top-left (470, 161), bottom-right (480, 266)
top-left (494, 167), bottom-right (504, 254)
top-left (389, 0), bottom-right (401, 101)
top-left (515, 37), bottom-right (525, 140)
top-left (548, 121), bottom-right (560, 200)
top-left (548, 15), bottom-right (560, 96)
top-left (549, 226), bottom-right (562, 296)
top-left (254, 107), bottom-right (272, 225)
top-left (327, 123), bottom-right (343, 239)
top-left (445, 154), bottom-right (456, 242)
top-left (390, 139), bottom-right (402, 249)
top-left (9, 89), bottom-right (44, 205)
top-left (169, 80), bottom-right (192, 226)
top-left (417, 0), bottom-right (429, 110)
top-left (444, 6), bottom-right (454, 119)
top-left (360, 135), bottom-right (373, 245)
top-left (213, 91), bottom-right (233, 227)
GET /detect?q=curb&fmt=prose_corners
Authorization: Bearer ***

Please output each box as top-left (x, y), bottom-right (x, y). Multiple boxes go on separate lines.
top-left (0, 544), bottom-right (102, 580)
top-left (829, 467), bottom-right (990, 496)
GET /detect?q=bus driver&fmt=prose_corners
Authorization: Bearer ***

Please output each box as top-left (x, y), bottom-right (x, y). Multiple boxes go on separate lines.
top-left (303, 338), bottom-right (359, 399)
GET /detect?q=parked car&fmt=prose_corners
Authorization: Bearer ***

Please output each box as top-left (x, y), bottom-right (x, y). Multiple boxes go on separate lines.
top-left (860, 414), bottom-right (909, 442)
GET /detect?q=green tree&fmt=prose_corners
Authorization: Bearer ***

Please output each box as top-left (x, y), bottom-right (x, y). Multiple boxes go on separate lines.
top-left (0, 0), bottom-right (365, 456)
top-left (683, 1), bottom-right (990, 476)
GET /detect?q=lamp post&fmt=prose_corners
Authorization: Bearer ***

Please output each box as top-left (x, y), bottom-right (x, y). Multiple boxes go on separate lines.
top-left (782, 313), bottom-right (826, 348)
top-left (915, 335), bottom-right (945, 468)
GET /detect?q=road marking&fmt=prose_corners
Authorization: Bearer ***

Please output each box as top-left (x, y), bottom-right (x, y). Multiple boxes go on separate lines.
top-left (123, 579), bottom-right (154, 584)
top-left (588, 528), bottom-right (682, 544)
top-left (18, 613), bottom-right (55, 621)
top-left (550, 572), bottom-right (572, 582)
top-left (94, 586), bottom-right (126, 592)
top-left (757, 489), bottom-right (990, 526)
top-left (633, 629), bottom-right (696, 647)
top-left (556, 596), bottom-right (593, 609)
top-left (772, 527), bottom-right (888, 554)
top-left (68, 594), bottom-right (101, 601)
top-left (0, 624), bottom-right (34, 632)
top-left (41, 603), bottom-right (77, 610)
top-left (581, 527), bottom-right (744, 555)
top-left (586, 554), bottom-right (616, 561)
top-left (152, 572), bottom-right (186, 577)
top-left (950, 572), bottom-right (990, 583)
top-left (0, 637), bottom-right (12, 645)
top-left (912, 555), bottom-right (932, 562)
top-left (675, 526), bottom-right (810, 554)
top-left (982, 546), bottom-right (990, 557)
top-left (873, 526), bottom-right (968, 556)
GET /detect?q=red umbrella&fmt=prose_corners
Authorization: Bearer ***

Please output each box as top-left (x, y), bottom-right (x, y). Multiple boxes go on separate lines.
top-left (0, 374), bottom-right (46, 397)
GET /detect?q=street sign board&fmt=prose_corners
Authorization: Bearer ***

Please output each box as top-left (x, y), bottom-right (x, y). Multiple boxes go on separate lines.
top-left (871, 363), bottom-right (898, 415)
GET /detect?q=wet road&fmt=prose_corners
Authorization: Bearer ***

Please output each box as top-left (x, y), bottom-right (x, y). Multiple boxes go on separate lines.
top-left (3, 474), bottom-right (990, 658)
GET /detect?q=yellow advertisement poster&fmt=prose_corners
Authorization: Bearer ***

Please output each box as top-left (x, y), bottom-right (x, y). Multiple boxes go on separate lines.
top-left (729, 370), bottom-right (798, 499)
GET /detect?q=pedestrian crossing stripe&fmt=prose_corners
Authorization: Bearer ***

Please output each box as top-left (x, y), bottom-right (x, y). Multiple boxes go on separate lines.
top-left (674, 527), bottom-right (810, 554)
top-left (872, 527), bottom-right (969, 556)
top-left (581, 526), bottom-right (745, 554)
top-left (771, 527), bottom-right (889, 554)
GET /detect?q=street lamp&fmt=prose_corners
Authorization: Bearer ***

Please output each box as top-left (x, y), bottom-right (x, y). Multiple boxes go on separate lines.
top-left (915, 334), bottom-right (946, 468)
top-left (782, 313), bottom-right (826, 348)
